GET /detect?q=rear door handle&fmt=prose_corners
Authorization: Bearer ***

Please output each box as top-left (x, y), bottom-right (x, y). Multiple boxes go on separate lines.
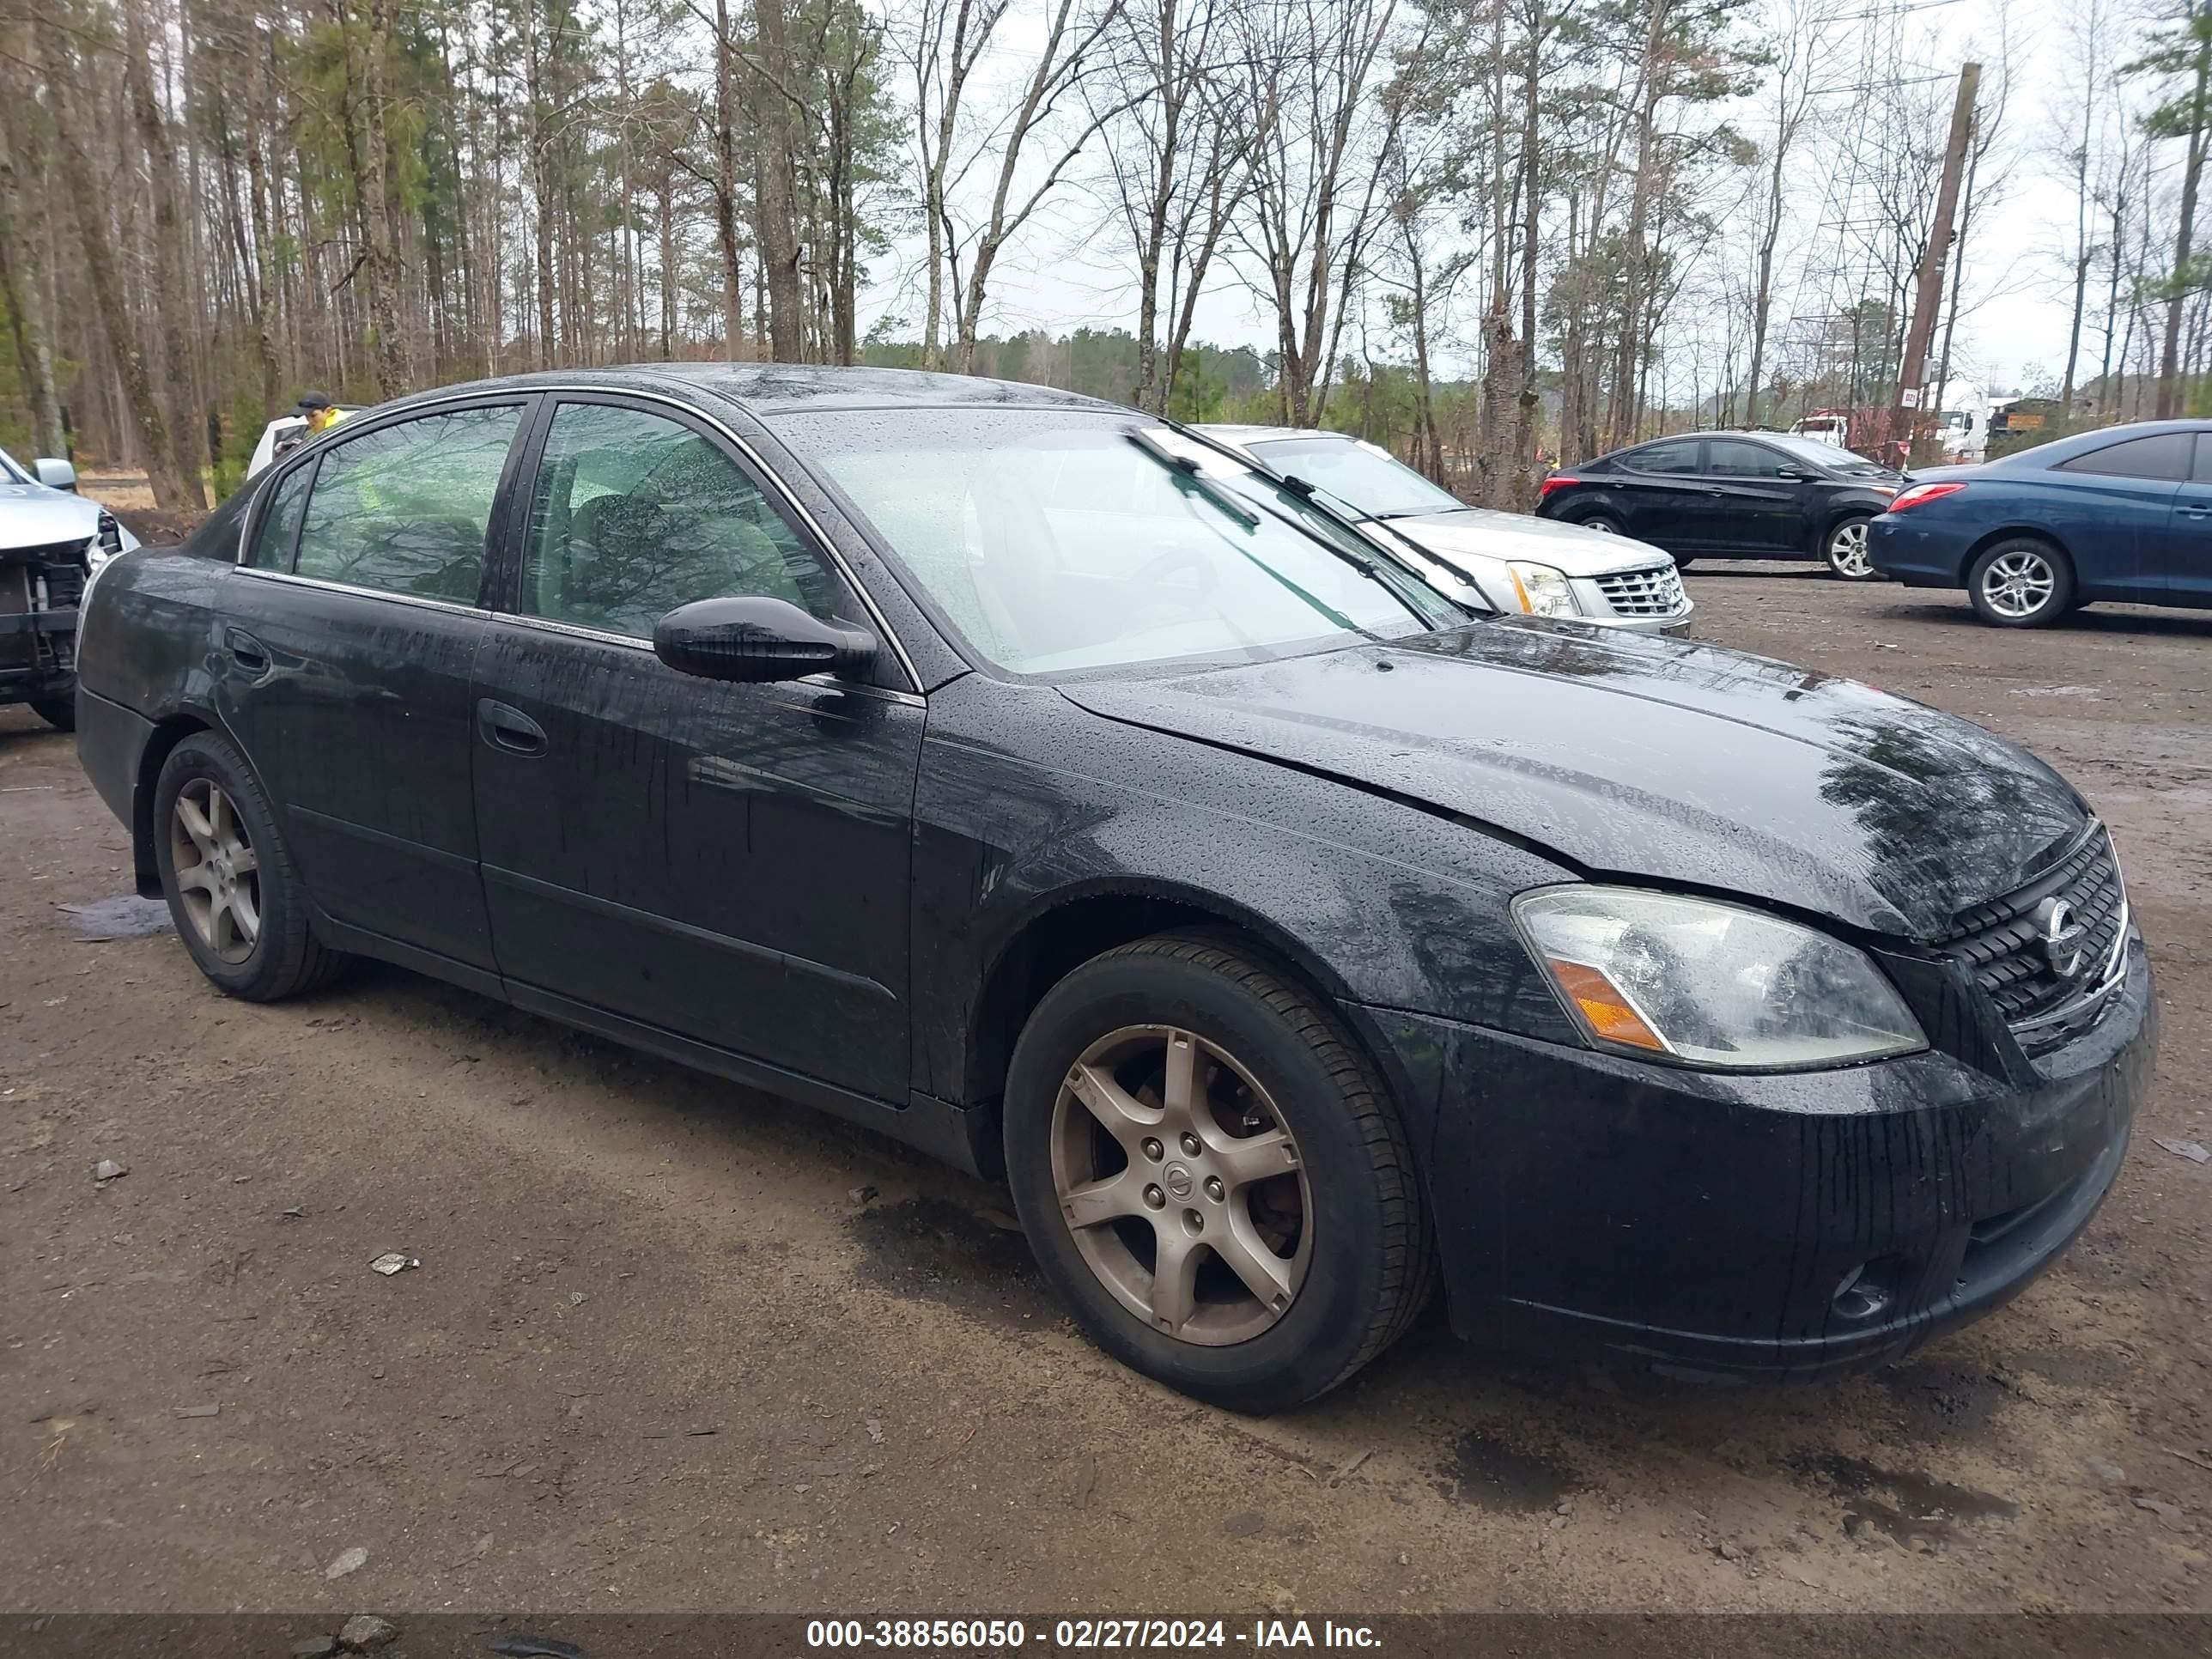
top-left (476, 698), bottom-right (547, 757)
top-left (225, 629), bottom-right (270, 672)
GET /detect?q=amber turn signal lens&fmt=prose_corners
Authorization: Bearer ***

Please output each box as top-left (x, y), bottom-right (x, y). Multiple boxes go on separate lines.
top-left (1545, 959), bottom-right (1668, 1054)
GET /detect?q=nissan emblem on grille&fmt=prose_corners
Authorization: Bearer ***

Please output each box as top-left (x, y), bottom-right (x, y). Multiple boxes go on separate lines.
top-left (2035, 896), bottom-right (2088, 981)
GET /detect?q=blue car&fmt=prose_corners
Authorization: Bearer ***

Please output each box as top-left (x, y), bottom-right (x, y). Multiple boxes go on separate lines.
top-left (1869, 418), bottom-right (2212, 626)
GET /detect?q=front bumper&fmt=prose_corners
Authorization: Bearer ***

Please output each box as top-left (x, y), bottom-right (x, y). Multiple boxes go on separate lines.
top-left (1357, 936), bottom-right (2154, 1380)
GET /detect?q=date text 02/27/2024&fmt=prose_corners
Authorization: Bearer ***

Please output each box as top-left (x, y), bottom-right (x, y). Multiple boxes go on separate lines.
top-left (804, 1620), bottom-right (1383, 1650)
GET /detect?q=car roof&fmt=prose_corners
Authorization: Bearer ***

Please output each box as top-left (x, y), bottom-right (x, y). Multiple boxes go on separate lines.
top-left (362, 362), bottom-right (1127, 421)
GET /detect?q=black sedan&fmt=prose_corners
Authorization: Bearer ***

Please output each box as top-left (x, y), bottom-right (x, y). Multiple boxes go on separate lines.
top-left (1870, 419), bottom-right (2212, 626)
top-left (1538, 430), bottom-right (1903, 579)
top-left (75, 368), bottom-right (2152, 1409)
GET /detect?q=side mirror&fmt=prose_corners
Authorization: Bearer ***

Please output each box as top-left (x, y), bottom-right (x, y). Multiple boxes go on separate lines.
top-left (652, 595), bottom-right (878, 684)
top-left (34, 458), bottom-right (77, 492)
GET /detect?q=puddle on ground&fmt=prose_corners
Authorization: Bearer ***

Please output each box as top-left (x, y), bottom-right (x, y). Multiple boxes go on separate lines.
top-left (1439, 1428), bottom-right (1577, 1512)
top-left (848, 1195), bottom-right (1062, 1331)
top-left (1798, 1452), bottom-right (2019, 1551)
top-left (59, 896), bottom-right (173, 941)
top-left (1877, 1361), bottom-right (2008, 1443)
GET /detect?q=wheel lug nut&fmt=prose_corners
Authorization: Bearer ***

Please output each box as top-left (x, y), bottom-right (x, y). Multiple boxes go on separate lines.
top-left (1143, 1184), bottom-right (1165, 1210)
top-left (1179, 1133), bottom-right (1200, 1156)
top-left (1141, 1138), bottom-right (1164, 1161)
top-left (1204, 1176), bottom-right (1224, 1202)
top-left (1183, 1209), bottom-right (1204, 1233)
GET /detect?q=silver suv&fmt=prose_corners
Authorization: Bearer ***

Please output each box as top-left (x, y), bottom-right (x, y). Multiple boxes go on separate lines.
top-left (1200, 425), bottom-right (1692, 634)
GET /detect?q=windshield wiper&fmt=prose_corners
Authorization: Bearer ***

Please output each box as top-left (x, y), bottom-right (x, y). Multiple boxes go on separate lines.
top-left (1126, 429), bottom-right (1259, 527)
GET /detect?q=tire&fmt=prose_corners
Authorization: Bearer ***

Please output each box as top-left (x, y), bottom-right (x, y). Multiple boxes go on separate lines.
top-left (152, 732), bottom-right (350, 1000)
top-left (1822, 515), bottom-right (1877, 580)
top-left (30, 697), bottom-right (75, 732)
top-left (1966, 538), bottom-right (2075, 628)
top-left (1573, 513), bottom-right (1626, 537)
top-left (1004, 931), bottom-right (1434, 1413)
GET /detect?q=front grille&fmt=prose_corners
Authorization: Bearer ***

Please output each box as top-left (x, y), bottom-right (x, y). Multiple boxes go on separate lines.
top-left (44, 558), bottom-right (86, 608)
top-left (1591, 562), bottom-right (1688, 617)
top-left (1934, 828), bottom-right (2127, 1029)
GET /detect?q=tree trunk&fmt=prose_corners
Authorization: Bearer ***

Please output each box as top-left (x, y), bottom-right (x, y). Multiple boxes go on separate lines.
top-left (37, 16), bottom-right (193, 507)
top-left (241, 19), bottom-right (285, 419)
top-left (122, 0), bottom-right (208, 505)
top-left (750, 0), bottom-right (807, 362)
top-left (2158, 5), bottom-right (2210, 419)
top-left (0, 94), bottom-right (68, 458)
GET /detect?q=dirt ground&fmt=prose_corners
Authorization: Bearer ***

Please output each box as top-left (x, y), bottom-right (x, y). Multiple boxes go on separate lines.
top-left (3, 550), bottom-right (2208, 1621)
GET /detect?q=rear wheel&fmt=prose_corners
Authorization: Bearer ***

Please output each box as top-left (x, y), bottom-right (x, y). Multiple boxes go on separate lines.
top-left (154, 732), bottom-right (350, 1000)
top-left (1966, 538), bottom-right (2074, 628)
top-left (1004, 933), bottom-right (1433, 1413)
top-left (1823, 516), bottom-right (1876, 580)
top-left (1573, 513), bottom-right (1626, 537)
top-left (30, 698), bottom-right (75, 732)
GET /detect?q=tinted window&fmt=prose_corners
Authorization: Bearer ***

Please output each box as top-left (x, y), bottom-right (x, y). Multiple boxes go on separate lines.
top-left (2054, 432), bottom-right (2192, 481)
top-left (1705, 440), bottom-right (1790, 479)
top-left (1618, 441), bottom-right (1700, 475)
top-left (249, 462), bottom-right (312, 570)
top-left (2191, 434), bottom-right (2212, 483)
top-left (295, 405), bottom-right (522, 601)
top-left (520, 401), bottom-right (839, 639)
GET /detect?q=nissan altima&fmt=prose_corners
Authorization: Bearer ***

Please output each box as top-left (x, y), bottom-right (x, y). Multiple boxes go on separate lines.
top-left (73, 368), bottom-right (2153, 1411)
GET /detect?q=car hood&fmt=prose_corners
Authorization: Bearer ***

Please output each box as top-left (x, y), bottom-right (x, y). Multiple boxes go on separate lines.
top-left (1058, 623), bottom-right (2088, 939)
top-left (1380, 507), bottom-right (1669, 576)
top-left (0, 483), bottom-right (101, 551)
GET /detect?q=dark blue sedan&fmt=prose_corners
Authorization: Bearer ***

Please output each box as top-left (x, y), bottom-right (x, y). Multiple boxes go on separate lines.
top-left (1869, 419), bottom-right (2212, 625)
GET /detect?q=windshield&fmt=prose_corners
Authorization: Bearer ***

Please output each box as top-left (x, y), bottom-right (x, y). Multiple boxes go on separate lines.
top-left (778, 409), bottom-right (1458, 675)
top-left (1764, 431), bottom-right (1890, 476)
top-left (1242, 434), bottom-right (1463, 520)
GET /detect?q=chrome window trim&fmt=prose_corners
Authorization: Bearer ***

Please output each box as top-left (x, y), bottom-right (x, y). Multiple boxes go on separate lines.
top-left (232, 564), bottom-right (490, 620)
top-left (227, 381), bottom-right (926, 694)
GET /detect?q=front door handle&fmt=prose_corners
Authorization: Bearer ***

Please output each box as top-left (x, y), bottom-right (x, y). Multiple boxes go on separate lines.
top-left (225, 629), bottom-right (270, 672)
top-left (2181, 506), bottom-right (2212, 520)
top-left (476, 698), bottom-right (547, 757)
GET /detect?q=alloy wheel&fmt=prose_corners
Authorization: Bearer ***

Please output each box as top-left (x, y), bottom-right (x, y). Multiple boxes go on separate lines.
top-left (1049, 1024), bottom-right (1312, 1346)
top-left (1979, 548), bottom-right (2056, 619)
top-left (170, 779), bottom-right (262, 963)
top-left (1827, 520), bottom-right (1873, 577)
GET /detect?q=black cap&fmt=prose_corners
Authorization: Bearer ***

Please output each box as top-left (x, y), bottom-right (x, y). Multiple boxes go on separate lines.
top-left (296, 391), bottom-right (333, 410)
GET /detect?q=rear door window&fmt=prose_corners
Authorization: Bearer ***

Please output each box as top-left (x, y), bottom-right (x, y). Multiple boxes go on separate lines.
top-left (248, 461), bottom-right (312, 569)
top-left (2054, 433), bottom-right (2193, 481)
top-left (294, 404), bottom-right (525, 603)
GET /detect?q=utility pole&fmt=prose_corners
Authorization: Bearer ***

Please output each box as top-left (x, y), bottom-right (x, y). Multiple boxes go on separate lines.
top-left (1894, 62), bottom-right (1981, 464)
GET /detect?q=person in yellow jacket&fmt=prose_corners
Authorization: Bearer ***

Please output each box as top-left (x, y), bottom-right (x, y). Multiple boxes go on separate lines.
top-left (297, 392), bottom-right (349, 435)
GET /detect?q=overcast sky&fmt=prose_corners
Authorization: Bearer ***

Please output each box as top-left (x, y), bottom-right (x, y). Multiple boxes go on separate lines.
top-left (855, 0), bottom-right (2113, 399)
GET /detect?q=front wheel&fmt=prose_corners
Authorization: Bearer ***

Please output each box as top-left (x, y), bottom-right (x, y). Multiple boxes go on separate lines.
top-left (1823, 516), bottom-right (1876, 580)
top-left (1967, 538), bottom-right (2074, 628)
top-left (153, 732), bottom-right (350, 1000)
top-left (1004, 933), bottom-right (1433, 1413)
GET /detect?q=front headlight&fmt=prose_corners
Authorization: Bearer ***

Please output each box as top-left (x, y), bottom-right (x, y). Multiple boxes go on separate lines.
top-left (1506, 561), bottom-right (1580, 617)
top-left (1514, 886), bottom-right (1925, 1070)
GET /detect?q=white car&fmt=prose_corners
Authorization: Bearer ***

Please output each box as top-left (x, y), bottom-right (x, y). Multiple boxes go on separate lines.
top-left (246, 406), bottom-right (365, 479)
top-left (2, 446), bottom-right (140, 728)
top-left (1198, 425), bottom-right (1692, 633)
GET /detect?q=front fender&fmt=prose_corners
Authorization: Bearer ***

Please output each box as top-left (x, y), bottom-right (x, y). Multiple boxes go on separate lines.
top-left (909, 675), bottom-right (1580, 1108)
